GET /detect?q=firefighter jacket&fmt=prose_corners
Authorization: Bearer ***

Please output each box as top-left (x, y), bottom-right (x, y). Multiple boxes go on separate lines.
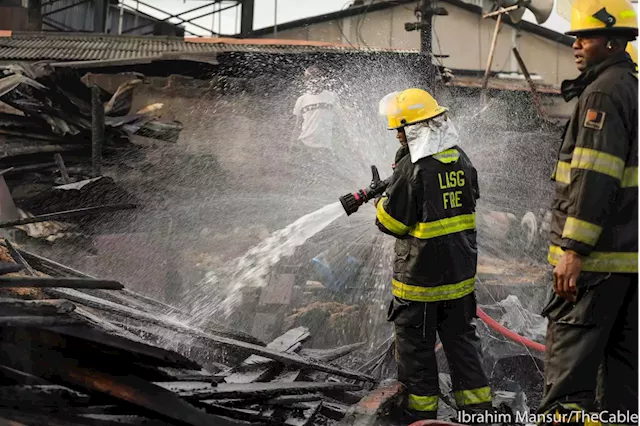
top-left (376, 120), bottom-right (480, 302)
top-left (549, 52), bottom-right (638, 273)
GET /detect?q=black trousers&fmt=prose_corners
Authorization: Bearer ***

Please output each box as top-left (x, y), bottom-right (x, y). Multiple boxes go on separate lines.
top-left (388, 292), bottom-right (492, 419)
top-left (538, 272), bottom-right (638, 423)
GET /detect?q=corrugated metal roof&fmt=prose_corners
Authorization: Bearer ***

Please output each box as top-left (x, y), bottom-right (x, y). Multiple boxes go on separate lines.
top-left (0, 32), bottom-right (418, 61)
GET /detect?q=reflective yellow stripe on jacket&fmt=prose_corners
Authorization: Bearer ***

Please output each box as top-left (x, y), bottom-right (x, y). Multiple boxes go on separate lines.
top-left (409, 214), bottom-right (475, 240)
top-left (548, 245), bottom-right (638, 273)
top-left (571, 147), bottom-right (625, 180)
top-left (392, 276), bottom-right (476, 302)
top-left (377, 198), bottom-right (475, 240)
top-left (562, 217), bottom-right (602, 247)
top-left (376, 197), bottom-right (410, 236)
top-left (554, 161), bottom-right (637, 187)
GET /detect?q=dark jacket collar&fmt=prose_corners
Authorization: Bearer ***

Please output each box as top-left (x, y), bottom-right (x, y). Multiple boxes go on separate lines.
top-left (561, 52), bottom-right (636, 102)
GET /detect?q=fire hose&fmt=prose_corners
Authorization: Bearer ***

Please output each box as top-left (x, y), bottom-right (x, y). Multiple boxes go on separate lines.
top-left (476, 307), bottom-right (546, 353)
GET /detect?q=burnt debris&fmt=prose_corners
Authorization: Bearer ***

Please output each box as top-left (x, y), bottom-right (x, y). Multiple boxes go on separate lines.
top-left (0, 63), bottom-right (182, 241)
top-left (0, 237), bottom-right (386, 426)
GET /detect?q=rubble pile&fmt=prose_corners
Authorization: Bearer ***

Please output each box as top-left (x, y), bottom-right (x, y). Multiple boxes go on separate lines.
top-left (0, 237), bottom-right (390, 426)
top-left (0, 64), bottom-right (181, 180)
top-left (0, 64), bottom-right (184, 241)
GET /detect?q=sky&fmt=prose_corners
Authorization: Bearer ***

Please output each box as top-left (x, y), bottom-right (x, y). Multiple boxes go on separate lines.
top-left (120, 0), bottom-right (637, 47)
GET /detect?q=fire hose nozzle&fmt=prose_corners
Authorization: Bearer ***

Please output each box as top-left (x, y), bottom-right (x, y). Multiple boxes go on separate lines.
top-left (339, 165), bottom-right (390, 216)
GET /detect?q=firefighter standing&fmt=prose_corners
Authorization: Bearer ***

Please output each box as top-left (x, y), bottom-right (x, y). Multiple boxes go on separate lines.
top-left (538, 0), bottom-right (638, 421)
top-left (376, 88), bottom-right (492, 421)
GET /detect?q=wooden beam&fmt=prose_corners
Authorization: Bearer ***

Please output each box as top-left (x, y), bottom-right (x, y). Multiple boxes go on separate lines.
top-left (48, 289), bottom-right (376, 383)
top-left (0, 277), bottom-right (123, 290)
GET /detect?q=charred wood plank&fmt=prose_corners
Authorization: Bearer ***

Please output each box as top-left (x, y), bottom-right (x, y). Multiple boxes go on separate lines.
top-left (283, 401), bottom-right (322, 426)
top-left (0, 276), bottom-right (123, 290)
top-left (6, 326), bottom-right (200, 371)
top-left (320, 401), bottom-right (349, 421)
top-left (3, 239), bottom-right (37, 276)
top-left (47, 288), bottom-right (267, 347)
top-left (299, 342), bottom-right (366, 362)
top-left (162, 381), bottom-right (361, 400)
top-left (16, 248), bottom-right (189, 317)
top-left (195, 402), bottom-right (280, 425)
top-left (224, 327), bottom-right (310, 384)
top-left (0, 298), bottom-right (75, 316)
top-left (0, 409), bottom-right (174, 426)
top-left (0, 365), bottom-right (50, 385)
top-left (91, 85), bottom-right (104, 177)
top-left (0, 315), bottom-right (82, 326)
top-left (54, 153), bottom-right (71, 184)
top-left (0, 384), bottom-right (91, 407)
top-left (0, 342), bottom-right (240, 426)
top-left (273, 370), bottom-right (303, 383)
top-left (0, 204), bottom-right (137, 229)
top-left (77, 415), bottom-right (174, 426)
top-left (216, 394), bottom-right (323, 408)
top-left (0, 142), bottom-right (81, 158)
top-left (0, 261), bottom-right (23, 275)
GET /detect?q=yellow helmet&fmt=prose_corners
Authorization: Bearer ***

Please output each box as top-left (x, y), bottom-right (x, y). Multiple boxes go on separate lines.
top-left (566, 0), bottom-right (638, 37)
top-left (626, 42), bottom-right (638, 66)
top-left (386, 88), bottom-right (448, 130)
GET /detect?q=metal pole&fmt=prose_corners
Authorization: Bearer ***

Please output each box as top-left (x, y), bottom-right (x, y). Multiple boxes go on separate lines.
top-left (93, 0), bottom-right (107, 32)
top-left (91, 85), bottom-right (104, 178)
top-left (512, 47), bottom-right (547, 118)
top-left (241, 0), bottom-right (255, 36)
top-left (419, 0), bottom-right (434, 89)
top-left (118, 0), bottom-right (124, 35)
top-left (235, 3), bottom-right (239, 34)
top-left (274, 0), bottom-right (278, 37)
top-left (481, 13), bottom-right (503, 103)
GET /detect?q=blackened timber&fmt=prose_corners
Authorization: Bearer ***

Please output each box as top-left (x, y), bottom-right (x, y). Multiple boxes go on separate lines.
top-left (16, 247), bottom-right (189, 318)
top-left (0, 409), bottom-right (176, 426)
top-left (0, 276), bottom-right (123, 290)
top-left (0, 365), bottom-right (50, 385)
top-left (320, 401), bottom-right (349, 421)
top-left (0, 204), bottom-right (137, 229)
top-left (0, 342), bottom-right (240, 426)
top-left (217, 394), bottom-right (323, 407)
top-left (0, 262), bottom-right (23, 275)
top-left (196, 402), bottom-right (282, 425)
top-left (0, 298), bottom-right (75, 316)
top-left (299, 342), bottom-right (366, 362)
top-left (0, 385), bottom-right (90, 407)
top-left (163, 381), bottom-right (362, 400)
top-left (91, 85), bottom-right (104, 177)
top-left (284, 400), bottom-right (321, 426)
top-left (46, 288), bottom-right (267, 347)
top-left (42, 326), bottom-right (201, 370)
top-left (54, 153), bottom-right (71, 184)
top-left (224, 327), bottom-right (310, 384)
top-left (0, 316), bottom-right (82, 326)
top-left (3, 239), bottom-right (37, 276)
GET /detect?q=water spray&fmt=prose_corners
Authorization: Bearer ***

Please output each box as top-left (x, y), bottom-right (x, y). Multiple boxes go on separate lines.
top-left (339, 165), bottom-right (391, 216)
